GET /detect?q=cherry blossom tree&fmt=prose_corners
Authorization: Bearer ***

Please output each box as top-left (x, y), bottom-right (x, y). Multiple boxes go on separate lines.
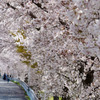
top-left (0, 0), bottom-right (100, 99)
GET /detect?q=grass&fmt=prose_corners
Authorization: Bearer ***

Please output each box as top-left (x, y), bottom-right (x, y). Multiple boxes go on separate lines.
top-left (14, 81), bottom-right (20, 86)
top-left (49, 97), bottom-right (53, 100)
top-left (11, 80), bottom-right (20, 86)
top-left (25, 96), bottom-right (30, 100)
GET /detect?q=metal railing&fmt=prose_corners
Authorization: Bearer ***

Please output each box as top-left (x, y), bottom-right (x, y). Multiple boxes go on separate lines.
top-left (9, 78), bottom-right (38, 100)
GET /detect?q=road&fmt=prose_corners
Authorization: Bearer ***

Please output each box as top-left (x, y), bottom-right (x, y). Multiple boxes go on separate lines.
top-left (0, 78), bottom-right (27, 100)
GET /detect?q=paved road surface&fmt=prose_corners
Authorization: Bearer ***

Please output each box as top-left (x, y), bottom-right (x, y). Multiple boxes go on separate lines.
top-left (0, 78), bottom-right (26, 100)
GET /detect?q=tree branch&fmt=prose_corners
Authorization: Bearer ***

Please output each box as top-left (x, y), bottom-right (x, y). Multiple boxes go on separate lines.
top-left (31, 0), bottom-right (48, 13)
top-left (6, 3), bottom-right (16, 10)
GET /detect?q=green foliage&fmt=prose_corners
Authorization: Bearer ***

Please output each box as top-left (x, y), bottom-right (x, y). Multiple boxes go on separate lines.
top-left (36, 70), bottom-right (42, 74)
top-left (25, 96), bottom-right (30, 100)
top-left (20, 53), bottom-right (31, 60)
top-left (20, 42), bottom-right (24, 44)
top-left (48, 97), bottom-right (53, 100)
top-left (16, 45), bottom-right (26, 53)
top-left (20, 52), bottom-right (31, 60)
top-left (10, 32), bottom-right (16, 37)
top-left (31, 62), bottom-right (38, 68)
top-left (10, 29), bottom-right (27, 39)
top-left (10, 29), bottom-right (33, 67)
top-left (17, 29), bottom-right (26, 39)
top-left (22, 60), bottom-right (30, 65)
top-left (15, 38), bottom-right (20, 42)
top-left (12, 81), bottom-right (21, 86)
top-left (15, 82), bottom-right (20, 86)
top-left (38, 90), bottom-right (44, 94)
top-left (16, 45), bottom-right (32, 66)
top-left (59, 97), bottom-right (62, 100)
top-left (16, 45), bottom-right (31, 60)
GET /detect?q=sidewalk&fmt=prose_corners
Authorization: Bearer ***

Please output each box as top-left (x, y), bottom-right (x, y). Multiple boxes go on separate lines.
top-left (0, 78), bottom-right (26, 100)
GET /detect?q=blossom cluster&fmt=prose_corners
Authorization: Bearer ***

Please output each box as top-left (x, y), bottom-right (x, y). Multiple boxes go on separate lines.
top-left (0, 0), bottom-right (100, 99)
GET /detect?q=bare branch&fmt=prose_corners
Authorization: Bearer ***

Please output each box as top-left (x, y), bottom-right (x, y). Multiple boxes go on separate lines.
top-left (31, 1), bottom-right (48, 13)
top-left (28, 11), bottom-right (37, 19)
top-left (6, 3), bottom-right (16, 10)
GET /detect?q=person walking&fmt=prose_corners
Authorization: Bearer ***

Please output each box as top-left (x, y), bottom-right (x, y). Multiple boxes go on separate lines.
top-left (3, 73), bottom-right (6, 80)
top-left (7, 75), bottom-right (10, 82)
